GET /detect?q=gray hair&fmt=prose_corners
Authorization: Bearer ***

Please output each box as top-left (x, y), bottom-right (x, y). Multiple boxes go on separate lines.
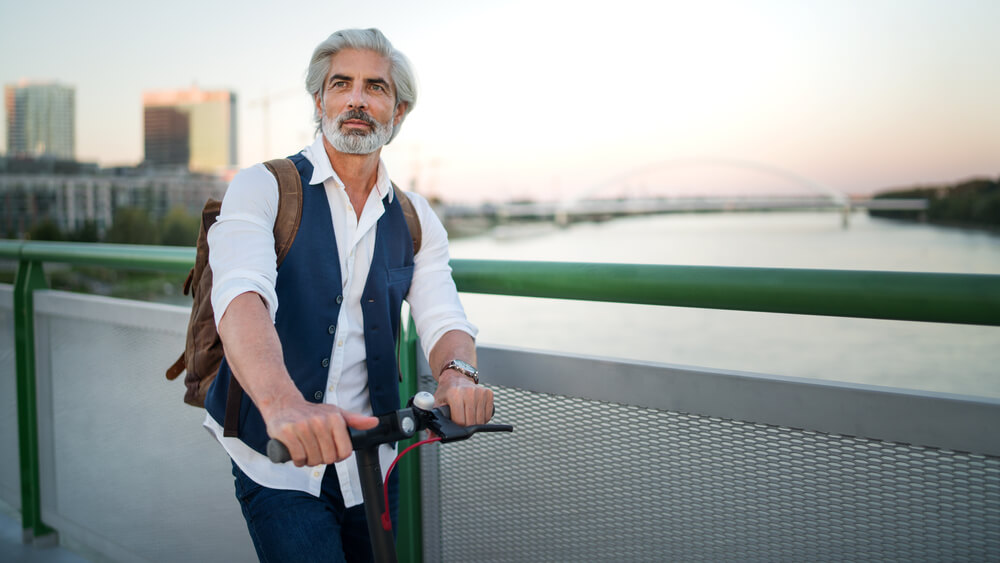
top-left (306, 28), bottom-right (417, 143)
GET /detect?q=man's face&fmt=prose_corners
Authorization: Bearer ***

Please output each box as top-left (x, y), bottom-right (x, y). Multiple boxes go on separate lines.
top-left (316, 48), bottom-right (408, 155)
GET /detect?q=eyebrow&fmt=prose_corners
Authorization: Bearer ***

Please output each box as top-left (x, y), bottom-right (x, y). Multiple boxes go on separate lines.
top-left (366, 77), bottom-right (391, 90)
top-left (327, 74), bottom-right (392, 91)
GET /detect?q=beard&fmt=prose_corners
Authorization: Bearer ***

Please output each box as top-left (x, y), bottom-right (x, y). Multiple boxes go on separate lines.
top-left (321, 109), bottom-right (394, 155)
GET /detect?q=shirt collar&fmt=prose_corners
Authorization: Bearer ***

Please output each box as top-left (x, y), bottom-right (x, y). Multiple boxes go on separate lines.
top-left (304, 135), bottom-right (393, 202)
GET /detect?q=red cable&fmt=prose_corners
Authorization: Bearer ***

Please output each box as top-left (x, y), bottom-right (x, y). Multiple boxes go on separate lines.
top-left (381, 436), bottom-right (442, 531)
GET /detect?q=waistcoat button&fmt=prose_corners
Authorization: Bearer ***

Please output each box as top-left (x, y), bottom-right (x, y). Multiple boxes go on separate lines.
top-left (328, 324), bottom-right (336, 334)
top-left (321, 358), bottom-right (330, 368)
top-left (314, 391), bottom-right (324, 401)
top-left (336, 295), bottom-right (344, 305)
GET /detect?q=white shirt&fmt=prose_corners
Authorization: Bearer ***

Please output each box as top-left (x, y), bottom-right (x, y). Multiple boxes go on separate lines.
top-left (203, 135), bottom-right (477, 505)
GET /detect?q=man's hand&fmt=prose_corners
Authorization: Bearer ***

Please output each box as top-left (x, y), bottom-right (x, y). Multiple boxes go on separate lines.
top-left (263, 396), bottom-right (378, 467)
top-left (427, 330), bottom-right (490, 426)
top-left (435, 369), bottom-right (494, 427)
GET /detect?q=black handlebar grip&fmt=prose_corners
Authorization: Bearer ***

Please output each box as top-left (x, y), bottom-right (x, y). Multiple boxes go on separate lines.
top-left (267, 439), bottom-right (291, 463)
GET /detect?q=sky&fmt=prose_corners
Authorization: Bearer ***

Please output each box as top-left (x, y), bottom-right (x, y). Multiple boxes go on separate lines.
top-left (1, 0), bottom-right (998, 202)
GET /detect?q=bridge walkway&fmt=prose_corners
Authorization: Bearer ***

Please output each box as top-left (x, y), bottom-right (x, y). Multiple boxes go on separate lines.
top-left (0, 509), bottom-right (89, 563)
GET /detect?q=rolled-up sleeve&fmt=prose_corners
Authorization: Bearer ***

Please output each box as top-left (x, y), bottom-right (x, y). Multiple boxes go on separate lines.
top-left (208, 164), bottom-right (281, 327)
top-left (404, 192), bottom-right (478, 359)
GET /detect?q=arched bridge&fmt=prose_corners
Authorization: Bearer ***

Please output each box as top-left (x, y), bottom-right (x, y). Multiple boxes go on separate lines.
top-left (441, 158), bottom-right (927, 229)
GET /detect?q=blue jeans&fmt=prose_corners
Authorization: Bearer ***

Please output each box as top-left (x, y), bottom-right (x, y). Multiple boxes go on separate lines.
top-left (232, 461), bottom-right (399, 563)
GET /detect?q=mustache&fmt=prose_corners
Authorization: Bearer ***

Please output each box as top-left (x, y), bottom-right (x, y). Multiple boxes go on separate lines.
top-left (338, 109), bottom-right (376, 128)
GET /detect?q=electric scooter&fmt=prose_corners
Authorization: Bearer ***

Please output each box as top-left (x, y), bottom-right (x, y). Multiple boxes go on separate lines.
top-left (267, 391), bottom-right (513, 563)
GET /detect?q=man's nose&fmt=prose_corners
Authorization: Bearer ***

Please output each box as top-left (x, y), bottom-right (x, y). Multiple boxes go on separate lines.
top-left (347, 86), bottom-right (368, 109)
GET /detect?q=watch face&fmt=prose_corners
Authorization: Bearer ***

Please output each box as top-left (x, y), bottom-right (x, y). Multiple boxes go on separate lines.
top-left (451, 359), bottom-right (477, 375)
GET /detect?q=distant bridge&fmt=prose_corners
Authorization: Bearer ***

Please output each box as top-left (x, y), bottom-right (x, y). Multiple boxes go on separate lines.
top-left (569, 157), bottom-right (852, 207)
top-left (441, 196), bottom-right (927, 228)
top-left (441, 158), bottom-right (926, 229)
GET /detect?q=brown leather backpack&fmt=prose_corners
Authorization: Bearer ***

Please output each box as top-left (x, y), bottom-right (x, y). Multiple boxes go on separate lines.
top-left (165, 158), bottom-right (422, 435)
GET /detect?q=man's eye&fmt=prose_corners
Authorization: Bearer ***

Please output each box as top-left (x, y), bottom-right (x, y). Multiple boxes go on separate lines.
top-left (371, 84), bottom-right (385, 92)
top-left (330, 81), bottom-right (347, 89)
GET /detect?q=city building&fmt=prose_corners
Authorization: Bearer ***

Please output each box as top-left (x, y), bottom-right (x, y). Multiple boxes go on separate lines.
top-left (4, 81), bottom-right (76, 160)
top-left (0, 158), bottom-right (226, 239)
top-left (143, 87), bottom-right (237, 174)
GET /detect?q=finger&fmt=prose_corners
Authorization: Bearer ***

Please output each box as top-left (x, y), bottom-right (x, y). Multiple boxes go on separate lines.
top-left (432, 388), bottom-right (447, 409)
top-left (295, 421), bottom-right (324, 467)
top-left (448, 390), bottom-right (467, 426)
top-left (329, 413), bottom-right (353, 463)
top-left (476, 388), bottom-right (493, 424)
top-left (310, 416), bottom-right (338, 465)
top-left (276, 427), bottom-right (307, 467)
top-left (473, 388), bottom-right (485, 423)
top-left (342, 410), bottom-right (379, 430)
top-left (464, 390), bottom-right (476, 428)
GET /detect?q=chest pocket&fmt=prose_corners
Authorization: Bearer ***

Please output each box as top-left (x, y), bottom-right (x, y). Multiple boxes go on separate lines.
top-left (388, 265), bottom-right (414, 286)
top-left (387, 265), bottom-right (414, 306)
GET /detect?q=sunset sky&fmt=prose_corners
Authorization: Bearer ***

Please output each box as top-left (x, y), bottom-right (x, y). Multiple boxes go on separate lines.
top-left (2, 0), bottom-right (998, 202)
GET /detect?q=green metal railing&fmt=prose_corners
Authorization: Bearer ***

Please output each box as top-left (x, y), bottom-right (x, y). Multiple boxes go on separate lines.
top-left (3, 240), bottom-right (1000, 557)
top-left (451, 259), bottom-right (1000, 326)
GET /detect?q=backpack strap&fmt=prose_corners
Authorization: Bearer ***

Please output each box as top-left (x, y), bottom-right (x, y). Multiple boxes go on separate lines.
top-left (222, 158), bottom-right (303, 438)
top-left (265, 158), bottom-right (303, 263)
top-left (165, 355), bottom-right (186, 382)
top-left (391, 182), bottom-right (422, 255)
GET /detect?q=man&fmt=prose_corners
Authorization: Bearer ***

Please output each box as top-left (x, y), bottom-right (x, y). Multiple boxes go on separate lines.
top-left (202, 28), bottom-right (493, 562)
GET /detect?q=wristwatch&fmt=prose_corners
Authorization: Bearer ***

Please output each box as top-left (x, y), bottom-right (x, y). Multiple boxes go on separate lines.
top-left (441, 359), bottom-right (479, 384)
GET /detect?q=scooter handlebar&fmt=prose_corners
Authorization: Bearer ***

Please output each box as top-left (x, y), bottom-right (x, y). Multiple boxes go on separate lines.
top-left (266, 396), bottom-right (511, 464)
top-left (267, 439), bottom-right (294, 464)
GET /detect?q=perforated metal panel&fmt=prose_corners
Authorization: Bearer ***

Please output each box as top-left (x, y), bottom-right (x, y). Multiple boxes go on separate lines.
top-left (0, 285), bottom-right (19, 511)
top-left (31, 290), bottom-right (257, 562)
top-left (422, 383), bottom-right (999, 562)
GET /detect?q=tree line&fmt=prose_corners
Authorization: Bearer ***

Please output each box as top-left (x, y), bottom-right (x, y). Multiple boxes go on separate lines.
top-left (22, 206), bottom-right (201, 246)
top-left (4, 206), bottom-right (199, 300)
top-left (869, 177), bottom-right (1000, 230)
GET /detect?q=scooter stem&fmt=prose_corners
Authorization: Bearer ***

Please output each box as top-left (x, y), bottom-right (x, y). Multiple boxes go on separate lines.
top-left (356, 445), bottom-right (397, 563)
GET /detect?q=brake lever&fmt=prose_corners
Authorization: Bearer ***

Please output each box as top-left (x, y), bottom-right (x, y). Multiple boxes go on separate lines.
top-left (418, 403), bottom-right (513, 443)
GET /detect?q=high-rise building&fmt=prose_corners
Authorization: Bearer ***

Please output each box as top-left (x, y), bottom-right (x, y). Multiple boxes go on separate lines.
top-left (5, 81), bottom-right (76, 160)
top-left (143, 87), bottom-right (237, 173)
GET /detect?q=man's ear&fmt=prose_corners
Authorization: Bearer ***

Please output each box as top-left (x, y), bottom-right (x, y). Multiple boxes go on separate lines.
top-left (393, 101), bottom-right (408, 126)
top-left (314, 93), bottom-right (324, 120)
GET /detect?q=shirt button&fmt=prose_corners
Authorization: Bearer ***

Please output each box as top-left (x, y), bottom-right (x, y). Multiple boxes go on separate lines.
top-left (337, 341), bottom-right (343, 348)
top-left (336, 295), bottom-right (344, 305)
top-left (321, 358), bottom-right (330, 368)
top-left (313, 470), bottom-right (320, 478)
top-left (314, 390), bottom-right (324, 401)
top-left (328, 324), bottom-right (336, 334)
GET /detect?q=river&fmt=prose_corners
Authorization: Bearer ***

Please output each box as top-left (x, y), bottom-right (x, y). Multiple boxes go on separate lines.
top-left (448, 211), bottom-right (1000, 398)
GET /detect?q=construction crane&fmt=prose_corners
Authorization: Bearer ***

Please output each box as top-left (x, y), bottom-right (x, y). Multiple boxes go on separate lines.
top-left (247, 89), bottom-right (306, 160)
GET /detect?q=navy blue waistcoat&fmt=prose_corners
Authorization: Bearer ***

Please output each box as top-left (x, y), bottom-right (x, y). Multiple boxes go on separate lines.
top-left (205, 153), bottom-right (415, 455)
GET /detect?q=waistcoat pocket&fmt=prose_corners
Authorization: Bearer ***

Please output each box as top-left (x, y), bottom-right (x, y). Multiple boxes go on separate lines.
top-left (387, 264), bottom-right (414, 285)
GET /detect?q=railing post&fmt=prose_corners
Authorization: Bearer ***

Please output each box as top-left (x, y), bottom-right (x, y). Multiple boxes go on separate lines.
top-left (396, 314), bottom-right (422, 563)
top-left (13, 258), bottom-right (56, 542)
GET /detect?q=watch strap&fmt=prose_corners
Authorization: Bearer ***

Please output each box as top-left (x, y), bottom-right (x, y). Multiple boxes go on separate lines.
top-left (442, 359), bottom-right (479, 384)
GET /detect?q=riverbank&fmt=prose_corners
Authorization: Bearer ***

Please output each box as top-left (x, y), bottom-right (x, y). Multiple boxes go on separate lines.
top-left (868, 176), bottom-right (1000, 232)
